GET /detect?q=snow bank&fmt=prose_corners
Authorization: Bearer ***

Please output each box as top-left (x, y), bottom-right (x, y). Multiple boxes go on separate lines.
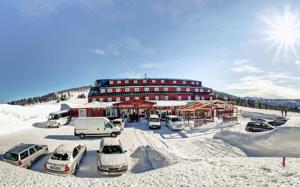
top-left (214, 127), bottom-right (300, 157)
top-left (241, 110), bottom-right (279, 120)
top-left (0, 104), bottom-right (60, 135)
top-left (130, 146), bottom-right (177, 173)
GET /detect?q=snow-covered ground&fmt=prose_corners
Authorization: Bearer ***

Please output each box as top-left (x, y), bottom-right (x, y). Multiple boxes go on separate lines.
top-left (0, 96), bottom-right (300, 186)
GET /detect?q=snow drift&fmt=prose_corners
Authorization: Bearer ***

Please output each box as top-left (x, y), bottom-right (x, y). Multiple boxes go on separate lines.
top-left (214, 127), bottom-right (300, 157)
top-left (130, 146), bottom-right (177, 173)
top-left (0, 104), bottom-right (60, 135)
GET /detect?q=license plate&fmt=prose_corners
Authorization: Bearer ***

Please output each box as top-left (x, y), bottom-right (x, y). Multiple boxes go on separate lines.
top-left (50, 165), bottom-right (61, 171)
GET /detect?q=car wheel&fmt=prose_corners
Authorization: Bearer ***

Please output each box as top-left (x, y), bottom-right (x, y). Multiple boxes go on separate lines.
top-left (111, 133), bottom-right (117, 138)
top-left (27, 161), bottom-right (33, 169)
top-left (79, 134), bottom-right (85, 139)
top-left (74, 164), bottom-right (79, 175)
top-left (57, 123), bottom-right (60, 128)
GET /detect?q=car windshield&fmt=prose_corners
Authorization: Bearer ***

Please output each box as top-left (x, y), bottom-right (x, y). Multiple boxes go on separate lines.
top-left (4, 152), bottom-right (18, 161)
top-left (49, 114), bottom-right (59, 120)
top-left (171, 117), bottom-right (182, 122)
top-left (113, 121), bottom-right (121, 125)
top-left (150, 118), bottom-right (159, 122)
top-left (51, 152), bottom-right (69, 161)
top-left (102, 145), bottom-right (123, 154)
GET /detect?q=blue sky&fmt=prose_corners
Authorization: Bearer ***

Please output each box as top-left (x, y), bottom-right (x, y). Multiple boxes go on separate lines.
top-left (1, 0), bottom-right (300, 103)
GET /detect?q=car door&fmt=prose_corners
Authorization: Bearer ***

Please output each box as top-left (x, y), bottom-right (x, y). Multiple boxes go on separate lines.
top-left (28, 147), bottom-right (38, 162)
top-left (72, 147), bottom-right (80, 168)
top-left (103, 122), bottom-right (113, 136)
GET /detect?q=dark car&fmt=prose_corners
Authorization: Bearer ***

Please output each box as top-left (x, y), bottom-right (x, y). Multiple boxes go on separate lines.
top-left (268, 118), bottom-right (287, 126)
top-left (245, 122), bottom-right (274, 132)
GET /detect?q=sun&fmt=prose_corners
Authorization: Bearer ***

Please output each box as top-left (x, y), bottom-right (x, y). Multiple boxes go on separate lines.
top-left (260, 5), bottom-right (300, 60)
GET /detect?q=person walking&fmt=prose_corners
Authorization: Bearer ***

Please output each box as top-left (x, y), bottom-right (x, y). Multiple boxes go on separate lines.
top-left (284, 107), bottom-right (288, 118)
top-left (281, 108), bottom-right (284, 117)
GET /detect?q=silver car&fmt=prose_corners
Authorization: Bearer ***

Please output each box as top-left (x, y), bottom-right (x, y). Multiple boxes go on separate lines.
top-left (97, 138), bottom-right (128, 175)
top-left (3, 143), bottom-right (48, 169)
top-left (44, 144), bottom-right (87, 175)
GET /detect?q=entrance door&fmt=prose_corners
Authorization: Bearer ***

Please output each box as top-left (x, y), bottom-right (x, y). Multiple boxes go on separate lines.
top-left (78, 109), bottom-right (87, 117)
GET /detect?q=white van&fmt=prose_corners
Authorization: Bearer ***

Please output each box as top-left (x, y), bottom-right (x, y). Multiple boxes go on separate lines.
top-left (48, 110), bottom-right (71, 128)
top-left (149, 114), bottom-right (161, 129)
top-left (73, 117), bottom-right (121, 139)
top-left (166, 115), bottom-right (185, 131)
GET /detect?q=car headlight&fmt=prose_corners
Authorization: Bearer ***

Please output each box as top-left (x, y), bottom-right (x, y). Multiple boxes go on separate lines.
top-left (120, 165), bottom-right (128, 170)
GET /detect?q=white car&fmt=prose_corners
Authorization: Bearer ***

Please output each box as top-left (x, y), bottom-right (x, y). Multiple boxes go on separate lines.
top-left (148, 114), bottom-right (161, 129)
top-left (47, 110), bottom-right (71, 128)
top-left (97, 138), bottom-right (128, 175)
top-left (44, 144), bottom-right (87, 175)
top-left (166, 115), bottom-right (185, 131)
top-left (111, 118), bottom-right (125, 130)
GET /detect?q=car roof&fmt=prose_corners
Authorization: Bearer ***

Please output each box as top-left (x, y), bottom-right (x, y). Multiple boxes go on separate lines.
top-left (102, 138), bottom-right (121, 146)
top-left (49, 110), bottom-right (70, 115)
top-left (54, 144), bottom-right (79, 153)
top-left (8, 144), bottom-right (34, 154)
top-left (167, 115), bottom-right (179, 118)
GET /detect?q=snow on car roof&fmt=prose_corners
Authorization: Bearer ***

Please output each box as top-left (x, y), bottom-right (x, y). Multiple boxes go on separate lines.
top-left (54, 144), bottom-right (79, 153)
top-left (102, 138), bottom-right (121, 146)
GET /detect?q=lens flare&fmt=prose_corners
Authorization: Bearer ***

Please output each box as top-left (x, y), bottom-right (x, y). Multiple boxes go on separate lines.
top-left (260, 5), bottom-right (300, 61)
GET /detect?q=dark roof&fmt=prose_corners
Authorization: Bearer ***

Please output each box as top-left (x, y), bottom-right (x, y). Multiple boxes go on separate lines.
top-left (7, 144), bottom-right (34, 154)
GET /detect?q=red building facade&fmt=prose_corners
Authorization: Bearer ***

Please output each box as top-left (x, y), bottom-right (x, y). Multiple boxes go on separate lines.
top-left (88, 78), bottom-right (215, 102)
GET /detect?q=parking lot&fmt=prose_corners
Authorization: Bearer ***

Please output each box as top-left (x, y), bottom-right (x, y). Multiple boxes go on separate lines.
top-left (0, 118), bottom-right (244, 178)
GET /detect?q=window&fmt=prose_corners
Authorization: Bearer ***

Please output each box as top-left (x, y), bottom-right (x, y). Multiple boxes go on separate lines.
top-left (200, 89), bottom-right (204, 92)
top-left (161, 80), bottom-right (165, 83)
top-left (134, 80), bottom-right (138, 84)
top-left (100, 98), bottom-right (103, 102)
top-left (201, 97), bottom-right (205, 100)
top-left (145, 97), bottom-right (149, 101)
top-left (73, 148), bottom-right (79, 158)
top-left (109, 80), bottom-right (114, 85)
top-left (108, 98), bottom-right (112, 102)
top-left (188, 96), bottom-right (191, 100)
top-left (152, 80), bottom-right (156, 83)
top-left (126, 97), bottom-right (130, 101)
top-left (164, 87), bottom-right (168, 92)
top-left (178, 96), bottom-right (182, 100)
top-left (92, 98), bottom-right (96, 102)
top-left (100, 89), bottom-right (105, 93)
top-left (116, 97), bottom-right (120, 102)
top-left (34, 145), bottom-right (43, 151)
top-left (116, 88), bottom-right (121, 92)
top-left (117, 80), bottom-right (121, 84)
top-left (176, 87), bottom-right (181, 92)
top-left (155, 96), bottom-right (159, 100)
top-left (183, 81), bottom-right (186, 84)
top-left (143, 79), bottom-right (147, 83)
top-left (105, 122), bottom-right (113, 128)
top-left (134, 88), bottom-right (139, 92)
top-left (20, 151), bottom-right (29, 160)
top-left (144, 87), bottom-right (149, 92)
top-left (195, 96), bottom-right (200, 101)
top-left (29, 147), bottom-right (36, 155)
top-left (165, 96), bottom-right (168, 100)
top-left (191, 81), bottom-right (195, 85)
top-left (108, 89), bottom-right (112, 93)
top-left (195, 88), bottom-right (199, 92)
top-left (79, 109), bottom-right (86, 117)
top-left (173, 80), bottom-right (177, 84)
top-left (135, 97), bottom-right (139, 100)
top-left (125, 88), bottom-right (130, 92)
top-left (186, 88), bottom-right (190, 92)
top-left (196, 82), bottom-right (199, 85)
top-left (125, 80), bottom-right (129, 84)
top-left (154, 87), bottom-right (159, 91)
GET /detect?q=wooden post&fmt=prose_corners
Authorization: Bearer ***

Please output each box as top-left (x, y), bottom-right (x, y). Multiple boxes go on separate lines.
top-left (282, 157), bottom-right (286, 167)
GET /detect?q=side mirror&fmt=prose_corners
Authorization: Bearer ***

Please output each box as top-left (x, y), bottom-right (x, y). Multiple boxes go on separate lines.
top-left (96, 150), bottom-right (100, 153)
